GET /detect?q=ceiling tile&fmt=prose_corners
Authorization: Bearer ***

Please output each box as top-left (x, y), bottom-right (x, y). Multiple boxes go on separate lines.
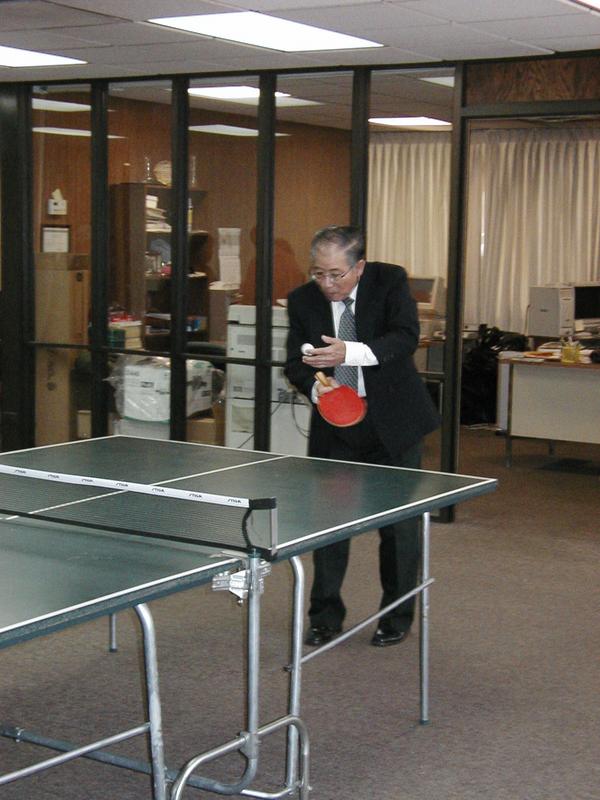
top-left (0, 62), bottom-right (147, 83)
top-left (57, 21), bottom-right (206, 46)
top-left (467, 13), bottom-right (600, 39)
top-left (276, 2), bottom-right (448, 32)
top-left (43, 0), bottom-right (230, 21)
top-left (0, 1), bottom-right (115, 31)
top-left (230, 0), bottom-right (383, 7)
top-left (289, 47), bottom-right (436, 65)
top-left (0, 30), bottom-right (109, 50)
top-left (390, 0), bottom-right (581, 22)
top-left (59, 40), bottom-right (244, 65)
top-left (361, 21), bottom-right (554, 56)
top-left (0, 0), bottom-right (598, 82)
top-left (534, 33), bottom-right (600, 49)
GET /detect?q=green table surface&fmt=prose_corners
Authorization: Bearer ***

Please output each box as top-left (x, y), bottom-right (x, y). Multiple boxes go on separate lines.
top-left (0, 436), bottom-right (496, 646)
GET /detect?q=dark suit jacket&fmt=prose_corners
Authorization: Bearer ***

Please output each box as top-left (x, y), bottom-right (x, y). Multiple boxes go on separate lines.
top-left (284, 261), bottom-right (440, 459)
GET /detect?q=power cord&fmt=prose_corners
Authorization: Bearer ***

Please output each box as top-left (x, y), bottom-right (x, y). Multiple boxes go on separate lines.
top-left (234, 390), bottom-right (309, 450)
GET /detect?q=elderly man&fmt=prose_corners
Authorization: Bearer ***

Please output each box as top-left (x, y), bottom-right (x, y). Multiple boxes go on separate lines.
top-left (284, 225), bottom-right (440, 647)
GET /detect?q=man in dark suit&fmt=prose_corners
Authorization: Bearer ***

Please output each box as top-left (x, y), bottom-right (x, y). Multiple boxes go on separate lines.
top-left (284, 225), bottom-right (440, 647)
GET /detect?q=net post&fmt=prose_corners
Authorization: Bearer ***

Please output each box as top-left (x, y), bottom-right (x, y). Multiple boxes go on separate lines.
top-left (248, 498), bottom-right (278, 558)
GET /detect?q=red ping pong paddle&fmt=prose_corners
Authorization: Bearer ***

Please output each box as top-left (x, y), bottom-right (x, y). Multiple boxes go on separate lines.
top-left (315, 371), bottom-right (367, 428)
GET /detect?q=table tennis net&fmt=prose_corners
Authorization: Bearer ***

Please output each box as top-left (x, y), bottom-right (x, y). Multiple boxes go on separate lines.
top-left (0, 467), bottom-right (277, 557)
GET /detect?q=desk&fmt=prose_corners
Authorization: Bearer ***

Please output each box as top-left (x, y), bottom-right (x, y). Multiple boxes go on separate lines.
top-left (415, 337), bottom-right (444, 374)
top-left (415, 338), bottom-right (445, 412)
top-left (0, 436), bottom-right (495, 798)
top-left (506, 359), bottom-right (600, 465)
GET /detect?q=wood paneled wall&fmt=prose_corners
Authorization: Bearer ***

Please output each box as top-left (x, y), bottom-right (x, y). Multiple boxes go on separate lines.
top-left (29, 52), bottom-right (600, 283)
top-left (33, 97), bottom-right (92, 254)
top-left (465, 55), bottom-right (600, 105)
top-left (33, 92), bottom-right (350, 302)
top-left (274, 122), bottom-right (351, 292)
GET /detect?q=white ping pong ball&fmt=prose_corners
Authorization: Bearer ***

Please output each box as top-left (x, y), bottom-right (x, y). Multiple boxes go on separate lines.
top-left (301, 343), bottom-right (313, 355)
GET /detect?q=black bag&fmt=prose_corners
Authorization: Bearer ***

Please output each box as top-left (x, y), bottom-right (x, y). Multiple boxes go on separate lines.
top-left (460, 325), bottom-right (527, 425)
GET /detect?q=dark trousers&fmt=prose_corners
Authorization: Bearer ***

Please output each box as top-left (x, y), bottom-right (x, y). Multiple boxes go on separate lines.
top-left (309, 413), bottom-right (423, 633)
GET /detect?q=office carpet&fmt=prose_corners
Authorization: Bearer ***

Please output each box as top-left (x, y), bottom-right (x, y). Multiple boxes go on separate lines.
top-left (0, 428), bottom-right (598, 800)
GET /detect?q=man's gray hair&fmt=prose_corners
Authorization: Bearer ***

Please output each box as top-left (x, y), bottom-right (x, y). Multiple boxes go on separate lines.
top-left (310, 226), bottom-right (365, 266)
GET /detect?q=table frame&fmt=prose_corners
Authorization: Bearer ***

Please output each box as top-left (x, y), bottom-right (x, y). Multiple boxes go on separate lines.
top-left (0, 437), bottom-right (496, 798)
top-left (506, 359), bottom-right (600, 466)
top-left (0, 514), bottom-right (434, 800)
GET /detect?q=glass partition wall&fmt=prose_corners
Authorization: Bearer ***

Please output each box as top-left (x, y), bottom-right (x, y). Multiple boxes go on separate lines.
top-left (268, 72), bottom-right (353, 455)
top-left (8, 57), bottom-right (600, 467)
top-left (107, 80), bottom-right (174, 342)
top-left (185, 77), bottom-right (260, 449)
top-left (23, 67), bottom-right (456, 456)
top-left (203, 71), bottom-right (355, 455)
top-left (104, 78), bottom-right (260, 445)
top-left (32, 84), bottom-right (92, 445)
top-left (368, 68), bottom-right (454, 468)
top-left (106, 80), bottom-right (174, 439)
top-left (463, 115), bottom-right (600, 436)
top-left (186, 77), bottom-right (259, 447)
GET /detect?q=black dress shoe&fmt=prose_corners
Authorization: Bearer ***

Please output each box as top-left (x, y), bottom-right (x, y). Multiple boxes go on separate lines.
top-left (371, 626), bottom-right (408, 647)
top-left (304, 625), bottom-right (342, 647)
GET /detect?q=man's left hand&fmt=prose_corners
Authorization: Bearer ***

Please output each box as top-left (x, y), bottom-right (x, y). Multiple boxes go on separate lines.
top-left (302, 335), bottom-right (346, 368)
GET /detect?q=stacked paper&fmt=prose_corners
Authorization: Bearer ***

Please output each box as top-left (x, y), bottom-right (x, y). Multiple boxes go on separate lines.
top-left (218, 227), bottom-right (241, 287)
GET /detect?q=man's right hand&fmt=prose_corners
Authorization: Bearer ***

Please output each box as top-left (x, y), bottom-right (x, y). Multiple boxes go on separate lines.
top-left (311, 376), bottom-right (339, 404)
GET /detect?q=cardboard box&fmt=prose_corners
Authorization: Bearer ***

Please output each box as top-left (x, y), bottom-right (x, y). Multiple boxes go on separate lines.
top-left (113, 411), bottom-right (223, 445)
top-left (121, 357), bottom-right (213, 422)
top-left (114, 417), bottom-right (169, 439)
top-left (186, 416), bottom-right (221, 445)
top-left (187, 405), bottom-right (224, 445)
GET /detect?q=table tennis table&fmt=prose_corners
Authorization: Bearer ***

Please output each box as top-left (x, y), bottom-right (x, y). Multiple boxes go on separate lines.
top-left (0, 435), bottom-right (496, 799)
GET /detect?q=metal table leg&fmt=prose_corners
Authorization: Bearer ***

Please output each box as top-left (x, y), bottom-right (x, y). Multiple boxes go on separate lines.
top-left (419, 512), bottom-right (431, 725)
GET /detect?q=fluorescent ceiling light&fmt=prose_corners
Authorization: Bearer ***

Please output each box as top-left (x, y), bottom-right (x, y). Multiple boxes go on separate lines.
top-left (33, 127), bottom-right (123, 138)
top-left (189, 86), bottom-right (269, 99)
top-left (33, 98), bottom-right (91, 112)
top-left (188, 85), bottom-right (321, 107)
top-left (0, 45), bottom-right (85, 68)
top-left (370, 116), bottom-right (451, 129)
top-left (565, 0), bottom-right (600, 10)
top-left (420, 76), bottom-right (455, 88)
top-left (149, 12), bottom-right (383, 52)
top-left (273, 95), bottom-right (321, 107)
top-left (189, 124), bottom-right (289, 137)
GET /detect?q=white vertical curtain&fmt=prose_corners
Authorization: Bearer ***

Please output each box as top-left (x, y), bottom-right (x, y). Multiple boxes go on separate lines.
top-left (465, 126), bottom-right (600, 332)
top-left (367, 125), bottom-right (600, 334)
top-left (367, 131), bottom-right (451, 279)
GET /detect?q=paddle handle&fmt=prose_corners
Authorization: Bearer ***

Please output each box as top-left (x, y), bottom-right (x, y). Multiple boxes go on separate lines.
top-left (315, 371), bottom-right (332, 387)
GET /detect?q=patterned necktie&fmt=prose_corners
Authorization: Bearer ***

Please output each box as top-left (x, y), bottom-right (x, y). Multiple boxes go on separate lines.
top-left (334, 297), bottom-right (359, 391)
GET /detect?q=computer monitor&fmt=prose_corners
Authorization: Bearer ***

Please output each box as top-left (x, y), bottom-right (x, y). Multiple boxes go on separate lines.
top-left (529, 283), bottom-right (600, 336)
top-left (408, 275), bottom-right (446, 316)
top-left (574, 284), bottom-right (600, 327)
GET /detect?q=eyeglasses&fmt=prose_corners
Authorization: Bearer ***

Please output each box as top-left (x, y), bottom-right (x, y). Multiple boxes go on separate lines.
top-left (310, 264), bottom-right (355, 284)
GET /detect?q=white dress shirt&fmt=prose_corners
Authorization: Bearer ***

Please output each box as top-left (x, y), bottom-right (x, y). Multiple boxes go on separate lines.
top-left (311, 285), bottom-right (378, 401)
